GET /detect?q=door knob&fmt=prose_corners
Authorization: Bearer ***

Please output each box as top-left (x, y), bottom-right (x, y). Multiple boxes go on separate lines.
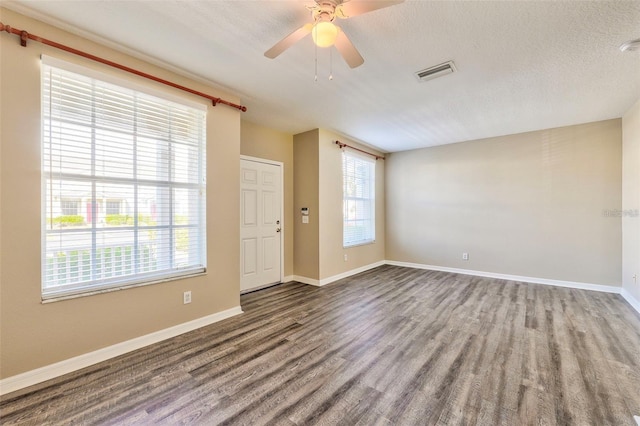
top-left (276, 228), bottom-right (281, 233)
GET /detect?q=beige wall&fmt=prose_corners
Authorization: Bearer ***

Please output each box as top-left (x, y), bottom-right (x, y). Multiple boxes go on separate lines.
top-left (240, 120), bottom-right (294, 278)
top-left (293, 129), bottom-right (320, 279)
top-left (386, 119), bottom-right (622, 286)
top-left (0, 8), bottom-right (241, 379)
top-left (318, 130), bottom-right (385, 279)
top-left (623, 99), bottom-right (640, 302)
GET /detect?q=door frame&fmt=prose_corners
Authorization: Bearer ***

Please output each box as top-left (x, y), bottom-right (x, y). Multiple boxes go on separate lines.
top-left (240, 155), bottom-right (285, 291)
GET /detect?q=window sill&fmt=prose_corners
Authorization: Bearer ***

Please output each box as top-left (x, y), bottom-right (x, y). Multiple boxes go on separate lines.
top-left (41, 270), bottom-right (207, 304)
top-left (343, 240), bottom-right (376, 249)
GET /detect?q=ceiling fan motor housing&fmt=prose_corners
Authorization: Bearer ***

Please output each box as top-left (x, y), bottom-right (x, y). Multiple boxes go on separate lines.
top-left (311, 1), bottom-right (340, 22)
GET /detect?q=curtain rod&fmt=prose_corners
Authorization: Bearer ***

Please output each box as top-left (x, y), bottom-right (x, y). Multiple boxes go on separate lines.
top-left (335, 140), bottom-right (385, 160)
top-left (0, 22), bottom-right (247, 112)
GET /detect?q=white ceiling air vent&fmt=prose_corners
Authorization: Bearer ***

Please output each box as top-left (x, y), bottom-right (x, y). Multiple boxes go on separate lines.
top-left (415, 61), bottom-right (457, 82)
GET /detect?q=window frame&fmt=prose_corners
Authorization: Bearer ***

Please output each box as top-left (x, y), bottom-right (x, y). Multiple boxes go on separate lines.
top-left (342, 150), bottom-right (376, 248)
top-left (41, 56), bottom-right (208, 301)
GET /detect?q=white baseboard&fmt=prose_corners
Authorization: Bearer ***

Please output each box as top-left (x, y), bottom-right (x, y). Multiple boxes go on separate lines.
top-left (0, 306), bottom-right (243, 396)
top-left (283, 275), bottom-right (295, 283)
top-left (386, 261), bottom-right (640, 318)
top-left (319, 261), bottom-right (386, 286)
top-left (385, 260), bottom-right (622, 294)
top-left (288, 261), bottom-right (386, 287)
top-left (621, 288), bottom-right (640, 315)
top-left (290, 275), bottom-right (320, 286)
top-left (291, 265), bottom-right (640, 317)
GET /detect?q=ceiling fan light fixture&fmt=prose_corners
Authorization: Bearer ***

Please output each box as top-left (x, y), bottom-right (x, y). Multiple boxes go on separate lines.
top-left (312, 21), bottom-right (338, 47)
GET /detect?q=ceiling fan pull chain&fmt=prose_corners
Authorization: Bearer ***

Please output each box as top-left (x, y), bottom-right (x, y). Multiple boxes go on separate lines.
top-left (329, 47), bottom-right (334, 81)
top-left (314, 26), bottom-right (318, 82)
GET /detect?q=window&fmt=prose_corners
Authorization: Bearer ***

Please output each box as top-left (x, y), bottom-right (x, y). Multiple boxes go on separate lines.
top-left (42, 56), bottom-right (207, 299)
top-left (342, 151), bottom-right (375, 247)
top-left (105, 200), bottom-right (122, 215)
top-left (60, 199), bottom-right (80, 216)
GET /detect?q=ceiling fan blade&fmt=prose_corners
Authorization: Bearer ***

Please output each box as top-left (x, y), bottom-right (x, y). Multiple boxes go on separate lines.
top-left (336, 0), bottom-right (404, 18)
top-left (334, 29), bottom-right (364, 68)
top-left (265, 23), bottom-right (313, 59)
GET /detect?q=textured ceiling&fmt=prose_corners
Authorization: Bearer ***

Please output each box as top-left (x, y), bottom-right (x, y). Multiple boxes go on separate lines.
top-left (3, 0), bottom-right (640, 152)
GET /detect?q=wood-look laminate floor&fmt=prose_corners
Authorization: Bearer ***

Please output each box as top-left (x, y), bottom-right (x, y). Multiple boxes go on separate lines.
top-left (2, 265), bottom-right (640, 425)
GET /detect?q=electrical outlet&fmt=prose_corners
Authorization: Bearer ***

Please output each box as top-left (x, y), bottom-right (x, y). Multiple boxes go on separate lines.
top-left (462, 252), bottom-right (469, 261)
top-left (183, 291), bottom-right (192, 304)
top-left (344, 254), bottom-right (348, 262)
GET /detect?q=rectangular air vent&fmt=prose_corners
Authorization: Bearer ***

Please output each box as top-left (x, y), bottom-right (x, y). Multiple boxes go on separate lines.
top-left (415, 61), bottom-right (457, 82)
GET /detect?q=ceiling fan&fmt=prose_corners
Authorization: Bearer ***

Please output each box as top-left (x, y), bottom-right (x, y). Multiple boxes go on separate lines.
top-left (264, 0), bottom-right (404, 69)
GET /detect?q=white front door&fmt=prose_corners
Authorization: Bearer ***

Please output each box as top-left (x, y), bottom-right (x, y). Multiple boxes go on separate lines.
top-left (240, 158), bottom-right (282, 292)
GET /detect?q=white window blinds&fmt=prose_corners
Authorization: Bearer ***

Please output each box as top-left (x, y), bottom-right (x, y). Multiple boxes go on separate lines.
top-left (342, 151), bottom-right (376, 247)
top-left (42, 57), bottom-right (207, 299)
